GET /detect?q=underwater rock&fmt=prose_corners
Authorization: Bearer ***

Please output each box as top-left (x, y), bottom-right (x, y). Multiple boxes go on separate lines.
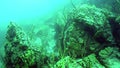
top-left (54, 56), bottom-right (82, 68)
top-left (99, 47), bottom-right (113, 59)
top-left (79, 54), bottom-right (104, 68)
top-left (61, 4), bottom-right (114, 58)
top-left (4, 22), bottom-right (50, 68)
top-left (54, 54), bottom-right (104, 68)
top-left (4, 22), bottom-right (61, 68)
top-left (6, 22), bottom-right (30, 47)
top-left (98, 47), bottom-right (120, 68)
top-left (4, 22), bottom-right (36, 68)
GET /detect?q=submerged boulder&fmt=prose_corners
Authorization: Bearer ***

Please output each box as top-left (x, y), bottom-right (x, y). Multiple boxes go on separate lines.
top-left (4, 22), bottom-right (50, 68)
top-left (4, 22), bottom-right (36, 68)
top-left (61, 4), bottom-right (114, 58)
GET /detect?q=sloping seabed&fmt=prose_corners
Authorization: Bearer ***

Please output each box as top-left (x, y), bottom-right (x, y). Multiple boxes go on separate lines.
top-left (1, 0), bottom-right (120, 68)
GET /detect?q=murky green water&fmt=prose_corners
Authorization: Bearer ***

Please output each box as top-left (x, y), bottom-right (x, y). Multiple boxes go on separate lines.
top-left (0, 0), bottom-right (120, 68)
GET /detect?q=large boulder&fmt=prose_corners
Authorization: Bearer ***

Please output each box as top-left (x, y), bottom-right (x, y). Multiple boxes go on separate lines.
top-left (61, 4), bottom-right (114, 58)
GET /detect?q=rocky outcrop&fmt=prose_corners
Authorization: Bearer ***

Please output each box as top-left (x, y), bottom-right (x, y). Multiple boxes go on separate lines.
top-left (4, 22), bottom-right (36, 68)
top-left (54, 4), bottom-right (120, 68)
top-left (60, 5), bottom-right (115, 58)
top-left (4, 22), bottom-right (49, 68)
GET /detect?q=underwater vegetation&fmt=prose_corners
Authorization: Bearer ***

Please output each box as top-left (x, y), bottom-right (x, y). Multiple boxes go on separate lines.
top-left (2, 1), bottom-right (120, 68)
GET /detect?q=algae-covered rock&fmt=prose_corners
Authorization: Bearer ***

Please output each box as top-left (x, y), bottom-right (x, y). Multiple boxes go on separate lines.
top-left (4, 23), bottom-right (35, 68)
top-left (99, 47), bottom-right (113, 59)
top-left (54, 54), bottom-right (104, 68)
top-left (4, 23), bottom-right (40, 68)
top-left (4, 22), bottom-right (56, 68)
top-left (6, 22), bottom-right (31, 47)
top-left (62, 4), bottom-right (114, 58)
top-left (98, 47), bottom-right (120, 68)
top-left (79, 54), bottom-right (104, 68)
top-left (54, 56), bottom-right (82, 68)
